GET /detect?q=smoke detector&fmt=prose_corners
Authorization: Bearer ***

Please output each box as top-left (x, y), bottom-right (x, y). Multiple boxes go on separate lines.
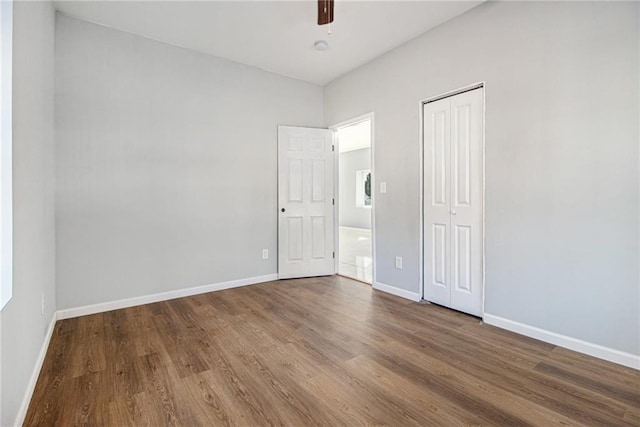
top-left (314, 40), bottom-right (329, 51)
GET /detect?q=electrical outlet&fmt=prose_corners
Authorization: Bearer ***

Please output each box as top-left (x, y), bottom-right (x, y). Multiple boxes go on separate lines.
top-left (380, 182), bottom-right (387, 194)
top-left (395, 256), bottom-right (403, 269)
top-left (262, 249), bottom-right (269, 260)
top-left (41, 293), bottom-right (45, 316)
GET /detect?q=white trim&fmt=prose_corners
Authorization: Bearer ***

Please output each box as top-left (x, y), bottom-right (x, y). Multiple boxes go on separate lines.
top-left (369, 110), bottom-right (376, 286)
top-left (0, 0), bottom-right (13, 311)
top-left (330, 113), bottom-right (374, 133)
top-left (423, 83), bottom-right (485, 105)
top-left (418, 96), bottom-right (425, 300)
top-left (481, 84), bottom-right (486, 316)
top-left (14, 312), bottom-right (58, 427)
top-left (334, 128), bottom-right (340, 276)
top-left (483, 313), bottom-right (640, 371)
top-left (373, 281), bottom-right (421, 302)
top-left (57, 274), bottom-right (278, 320)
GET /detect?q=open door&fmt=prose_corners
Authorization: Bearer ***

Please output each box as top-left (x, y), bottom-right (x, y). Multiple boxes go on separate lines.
top-left (278, 126), bottom-right (335, 279)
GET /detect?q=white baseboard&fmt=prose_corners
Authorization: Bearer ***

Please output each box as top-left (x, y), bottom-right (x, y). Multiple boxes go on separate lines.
top-left (57, 273), bottom-right (278, 320)
top-left (14, 312), bottom-right (58, 427)
top-left (373, 281), bottom-right (421, 302)
top-left (483, 313), bottom-right (640, 370)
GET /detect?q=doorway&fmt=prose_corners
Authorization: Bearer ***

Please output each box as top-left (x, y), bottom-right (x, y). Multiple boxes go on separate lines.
top-left (333, 115), bottom-right (374, 284)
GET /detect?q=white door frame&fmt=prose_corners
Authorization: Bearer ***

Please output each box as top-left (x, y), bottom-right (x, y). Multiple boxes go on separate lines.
top-left (330, 113), bottom-right (376, 285)
top-left (420, 83), bottom-right (486, 314)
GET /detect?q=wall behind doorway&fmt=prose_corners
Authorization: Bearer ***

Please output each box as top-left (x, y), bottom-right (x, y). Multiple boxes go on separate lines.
top-left (339, 147), bottom-right (371, 229)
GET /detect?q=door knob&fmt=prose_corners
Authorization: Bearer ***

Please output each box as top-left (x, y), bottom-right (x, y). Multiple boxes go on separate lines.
top-left (281, 208), bottom-right (285, 213)
top-left (451, 210), bottom-right (457, 216)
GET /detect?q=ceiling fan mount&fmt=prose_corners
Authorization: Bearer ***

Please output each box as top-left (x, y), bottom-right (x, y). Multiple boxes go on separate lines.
top-left (317, 0), bottom-right (335, 26)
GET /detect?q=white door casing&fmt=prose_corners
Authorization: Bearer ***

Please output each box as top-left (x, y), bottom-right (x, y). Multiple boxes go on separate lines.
top-left (423, 88), bottom-right (484, 316)
top-left (278, 126), bottom-right (335, 279)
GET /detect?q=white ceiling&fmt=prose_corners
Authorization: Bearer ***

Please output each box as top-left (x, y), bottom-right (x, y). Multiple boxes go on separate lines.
top-left (54, 1), bottom-right (482, 86)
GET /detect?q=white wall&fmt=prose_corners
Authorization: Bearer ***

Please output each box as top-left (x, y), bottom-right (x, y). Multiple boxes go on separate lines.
top-left (0, 1), bottom-right (56, 425)
top-left (339, 148), bottom-right (371, 229)
top-left (55, 14), bottom-right (323, 310)
top-left (324, 1), bottom-right (639, 355)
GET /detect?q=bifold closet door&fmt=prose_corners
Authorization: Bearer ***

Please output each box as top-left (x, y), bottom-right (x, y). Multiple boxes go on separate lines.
top-left (423, 98), bottom-right (452, 308)
top-left (423, 88), bottom-right (483, 317)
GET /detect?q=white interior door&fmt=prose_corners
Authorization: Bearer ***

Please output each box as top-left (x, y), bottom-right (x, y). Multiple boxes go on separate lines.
top-left (423, 88), bottom-right (484, 316)
top-left (278, 126), bottom-right (335, 279)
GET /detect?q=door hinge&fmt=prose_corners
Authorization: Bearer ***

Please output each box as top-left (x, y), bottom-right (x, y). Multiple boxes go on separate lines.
top-left (332, 198), bottom-right (335, 205)
top-left (332, 145), bottom-right (335, 152)
top-left (332, 251), bottom-right (335, 259)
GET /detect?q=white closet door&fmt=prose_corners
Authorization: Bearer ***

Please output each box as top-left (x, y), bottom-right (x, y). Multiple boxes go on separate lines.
top-left (423, 97), bottom-right (452, 307)
top-left (449, 90), bottom-right (483, 316)
top-left (423, 88), bottom-right (484, 317)
top-left (278, 126), bottom-right (335, 279)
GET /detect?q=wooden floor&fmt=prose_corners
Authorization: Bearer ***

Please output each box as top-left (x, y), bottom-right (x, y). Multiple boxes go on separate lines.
top-left (25, 276), bottom-right (639, 426)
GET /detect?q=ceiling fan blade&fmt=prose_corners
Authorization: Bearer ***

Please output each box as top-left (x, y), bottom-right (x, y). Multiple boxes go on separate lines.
top-left (317, 0), bottom-right (334, 26)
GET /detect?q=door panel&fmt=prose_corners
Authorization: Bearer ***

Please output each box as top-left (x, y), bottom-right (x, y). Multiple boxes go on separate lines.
top-left (278, 126), bottom-right (335, 279)
top-left (311, 159), bottom-right (326, 202)
top-left (453, 104), bottom-right (471, 207)
top-left (423, 99), bottom-right (452, 307)
top-left (423, 87), bottom-right (483, 316)
top-left (449, 89), bottom-right (483, 315)
top-left (311, 216), bottom-right (326, 259)
top-left (287, 217), bottom-right (303, 261)
top-left (453, 225), bottom-right (471, 293)
top-left (432, 110), bottom-right (448, 207)
top-left (432, 223), bottom-right (448, 287)
top-left (288, 159), bottom-right (303, 201)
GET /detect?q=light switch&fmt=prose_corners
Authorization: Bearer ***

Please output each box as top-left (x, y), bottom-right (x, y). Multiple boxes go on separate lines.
top-left (395, 256), bottom-right (403, 269)
top-left (380, 182), bottom-right (387, 194)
